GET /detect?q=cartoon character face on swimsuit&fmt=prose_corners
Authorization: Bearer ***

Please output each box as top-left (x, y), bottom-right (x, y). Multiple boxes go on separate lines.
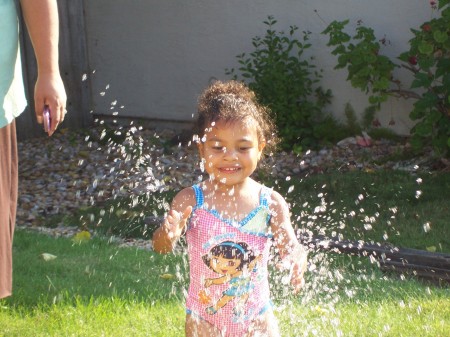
top-left (210, 254), bottom-right (242, 276)
top-left (202, 241), bottom-right (255, 275)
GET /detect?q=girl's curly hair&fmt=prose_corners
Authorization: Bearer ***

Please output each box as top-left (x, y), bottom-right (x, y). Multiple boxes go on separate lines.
top-left (196, 80), bottom-right (278, 151)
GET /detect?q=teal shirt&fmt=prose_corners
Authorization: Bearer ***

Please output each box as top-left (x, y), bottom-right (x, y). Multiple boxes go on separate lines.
top-left (0, 0), bottom-right (27, 128)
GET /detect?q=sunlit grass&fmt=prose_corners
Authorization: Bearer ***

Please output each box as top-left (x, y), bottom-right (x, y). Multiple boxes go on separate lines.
top-left (1, 231), bottom-right (448, 336)
top-left (283, 170), bottom-right (450, 252)
top-left (0, 299), bottom-right (185, 337)
top-left (278, 297), bottom-right (449, 337)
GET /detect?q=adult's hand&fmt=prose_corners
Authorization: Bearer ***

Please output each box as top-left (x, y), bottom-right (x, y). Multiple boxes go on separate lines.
top-left (20, 0), bottom-right (67, 136)
top-left (34, 71), bottom-right (66, 136)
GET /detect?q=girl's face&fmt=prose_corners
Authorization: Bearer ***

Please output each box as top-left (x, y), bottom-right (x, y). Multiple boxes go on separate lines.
top-left (198, 119), bottom-right (265, 188)
top-left (210, 254), bottom-right (241, 275)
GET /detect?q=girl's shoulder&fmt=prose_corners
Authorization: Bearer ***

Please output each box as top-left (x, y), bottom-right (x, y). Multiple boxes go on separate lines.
top-left (266, 187), bottom-right (289, 211)
top-left (249, 179), bottom-right (287, 209)
top-left (171, 186), bottom-right (197, 210)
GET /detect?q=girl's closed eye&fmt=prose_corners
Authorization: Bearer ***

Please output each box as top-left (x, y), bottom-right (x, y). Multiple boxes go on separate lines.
top-left (209, 142), bottom-right (225, 151)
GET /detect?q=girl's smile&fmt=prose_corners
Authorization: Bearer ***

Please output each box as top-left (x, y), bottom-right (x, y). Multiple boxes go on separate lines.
top-left (218, 166), bottom-right (241, 174)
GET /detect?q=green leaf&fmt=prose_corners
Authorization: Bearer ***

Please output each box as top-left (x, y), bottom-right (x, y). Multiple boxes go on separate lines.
top-left (436, 58), bottom-right (450, 77)
top-left (366, 53), bottom-right (378, 64)
top-left (413, 93), bottom-right (438, 117)
top-left (414, 122), bottom-right (433, 136)
top-left (418, 41), bottom-right (434, 55)
top-left (398, 52), bottom-right (410, 63)
top-left (439, 0), bottom-right (450, 9)
top-left (433, 30), bottom-right (449, 43)
top-left (411, 72), bottom-right (433, 88)
top-left (427, 109), bottom-right (442, 124)
top-left (418, 56), bottom-right (435, 71)
top-left (410, 107), bottom-right (423, 120)
top-left (368, 95), bottom-right (380, 104)
top-left (373, 77), bottom-right (390, 90)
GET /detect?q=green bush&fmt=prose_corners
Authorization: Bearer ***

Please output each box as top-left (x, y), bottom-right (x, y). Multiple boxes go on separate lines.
top-left (322, 0), bottom-right (450, 156)
top-left (226, 15), bottom-right (333, 152)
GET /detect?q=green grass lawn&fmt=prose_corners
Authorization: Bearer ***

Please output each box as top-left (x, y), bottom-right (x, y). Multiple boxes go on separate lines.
top-left (1, 230), bottom-right (448, 337)
top-left (2, 170), bottom-right (449, 336)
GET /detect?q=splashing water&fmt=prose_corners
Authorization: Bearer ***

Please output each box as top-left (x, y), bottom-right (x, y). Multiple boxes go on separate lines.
top-left (16, 81), bottom-right (449, 336)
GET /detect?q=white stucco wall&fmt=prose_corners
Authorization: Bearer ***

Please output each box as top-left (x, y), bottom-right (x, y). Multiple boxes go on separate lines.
top-left (83, 0), bottom-right (434, 134)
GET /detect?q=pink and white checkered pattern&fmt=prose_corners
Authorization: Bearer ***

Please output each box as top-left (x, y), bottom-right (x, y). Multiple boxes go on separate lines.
top-left (185, 185), bottom-right (273, 337)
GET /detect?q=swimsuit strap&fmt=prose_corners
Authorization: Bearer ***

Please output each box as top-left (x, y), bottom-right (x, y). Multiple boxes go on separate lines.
top-left (192, 184), bottom-right (204, 207)
top-left (259, 186), bottom-right (272, 208)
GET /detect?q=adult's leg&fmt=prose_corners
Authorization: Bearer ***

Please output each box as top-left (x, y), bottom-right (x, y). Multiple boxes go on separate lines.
top-left (0, 121), bottom-right (18, 299)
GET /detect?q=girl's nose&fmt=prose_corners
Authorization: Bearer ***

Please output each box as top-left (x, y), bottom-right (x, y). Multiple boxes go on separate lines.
top-left (223, 147), bottom-right (238, 160)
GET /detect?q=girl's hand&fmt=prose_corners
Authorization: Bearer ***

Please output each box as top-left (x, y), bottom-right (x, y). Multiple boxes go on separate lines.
top-left (163, 206), bottom-right (192, 240)
top-left (289, 260), bottom-right (306, 294)
top-left (152, 188), bottom-right (194, 254)
top-left (277, 245), bottom-right (307, 295)
top-left (204, 279), bottom-right (213, 288)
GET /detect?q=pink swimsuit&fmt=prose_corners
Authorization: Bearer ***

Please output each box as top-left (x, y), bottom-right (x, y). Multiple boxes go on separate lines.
top-left (186, 184), bottom-right (274, 337)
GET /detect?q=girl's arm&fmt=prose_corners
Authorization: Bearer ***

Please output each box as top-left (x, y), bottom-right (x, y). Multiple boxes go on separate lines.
top-left (20, 0), bottom-right (66, 136)
top-left (152, 187), bottom-right (194, 254)
top-left (270, 191), bottom-right (308, 294)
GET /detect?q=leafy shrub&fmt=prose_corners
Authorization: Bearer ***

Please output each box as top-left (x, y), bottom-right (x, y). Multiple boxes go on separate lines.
top-left (226, 15), bottom-right (333, 152)
top-left (322, 0), bottom-right (450, 156)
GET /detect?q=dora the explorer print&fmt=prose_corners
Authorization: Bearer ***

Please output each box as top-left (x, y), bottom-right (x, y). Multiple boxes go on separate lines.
top-left (201, 241), bottom-right (263, 317)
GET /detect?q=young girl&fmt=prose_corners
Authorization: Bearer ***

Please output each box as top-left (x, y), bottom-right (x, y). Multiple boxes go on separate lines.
top-left (152, 80), bottom-right (307, 337)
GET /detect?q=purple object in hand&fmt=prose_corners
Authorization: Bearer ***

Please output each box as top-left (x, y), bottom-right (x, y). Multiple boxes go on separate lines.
top-left (43, 106), bottom-right (51, 133)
